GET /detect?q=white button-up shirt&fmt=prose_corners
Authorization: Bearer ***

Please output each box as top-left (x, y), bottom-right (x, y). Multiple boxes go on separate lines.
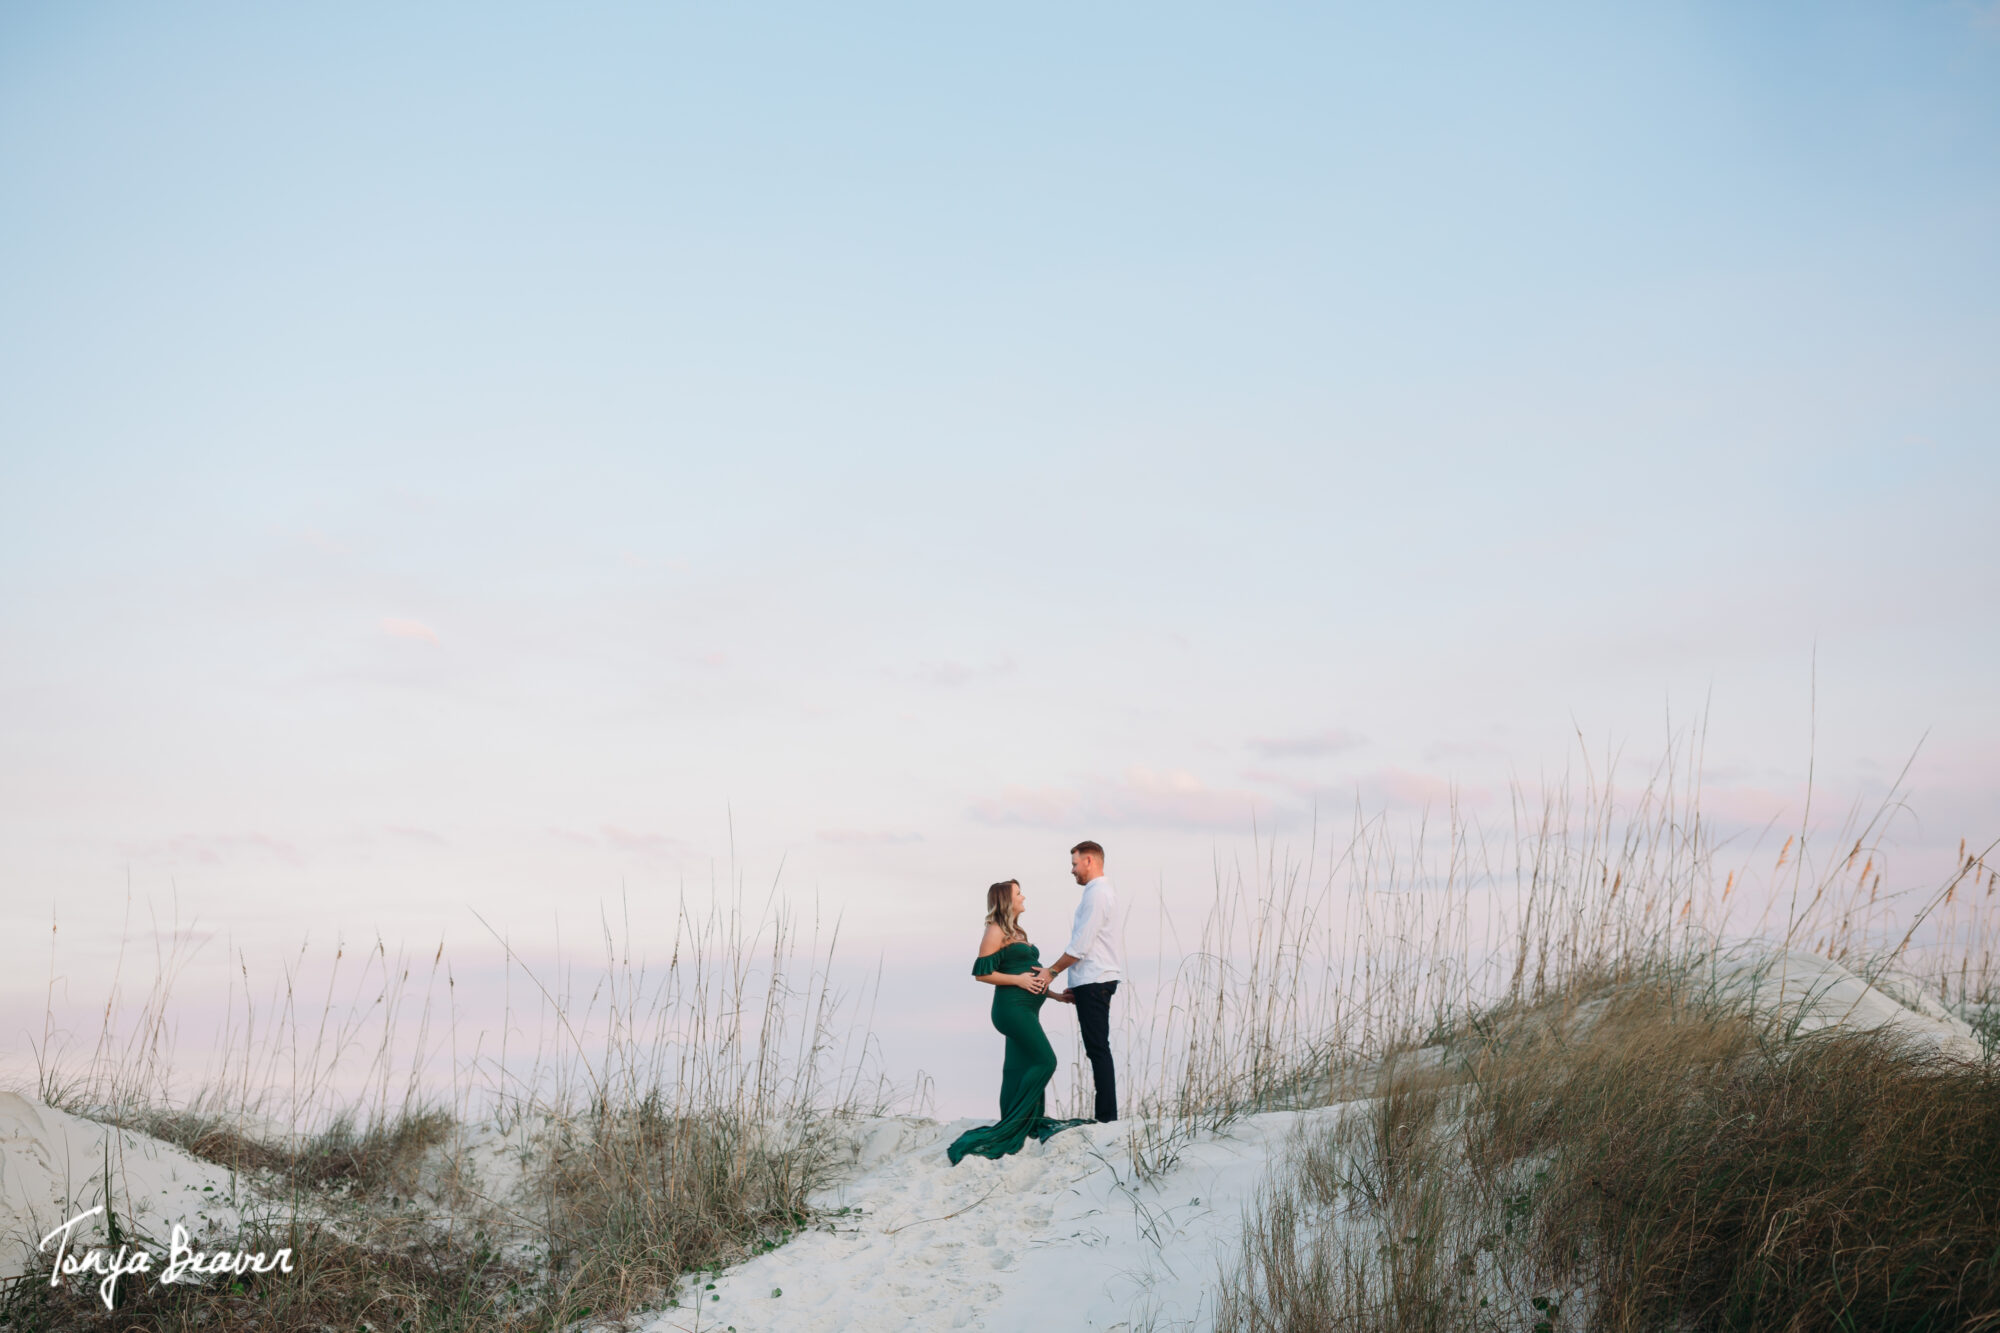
top-left (1063, 875), bottom-right (1122, 986)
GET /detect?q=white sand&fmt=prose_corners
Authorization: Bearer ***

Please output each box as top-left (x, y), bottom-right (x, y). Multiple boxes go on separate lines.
top-left (0, 1090), bottom-right (249, 1281)
top-left (619, 1107), bottom-right (1353, 1333)
top-left (1701, 946), bottom-right (1984, 1060)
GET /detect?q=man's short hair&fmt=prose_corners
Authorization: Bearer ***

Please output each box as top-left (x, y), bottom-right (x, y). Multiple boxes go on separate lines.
top-left (1070, 840), bottom-right (1105, 861)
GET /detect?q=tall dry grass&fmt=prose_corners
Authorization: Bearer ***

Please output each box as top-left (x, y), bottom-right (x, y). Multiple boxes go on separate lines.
top-left (1183, 732), bottom-right (2000, 1332)
top-left (1110, 731), bottom-right (1994, 1114)
top-left (4, 884), bottom-right (897, 1332)
top-left (1218, 983), bottom-right (2000, 1332)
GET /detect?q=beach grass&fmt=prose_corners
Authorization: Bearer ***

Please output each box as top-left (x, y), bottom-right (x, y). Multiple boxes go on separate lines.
top-left (4, 891), bottom-right (888, 1331)
top-left (1216, 981), bottom-right (2000, 1332)
top-left (1190, 739), bottom-right (2000, 1332)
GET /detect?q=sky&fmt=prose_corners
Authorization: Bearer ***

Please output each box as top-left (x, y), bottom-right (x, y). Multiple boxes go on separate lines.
top-left (2, 3), bottom-right (1997, 1115)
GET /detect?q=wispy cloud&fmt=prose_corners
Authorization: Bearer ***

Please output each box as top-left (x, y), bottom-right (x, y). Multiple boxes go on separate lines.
top-left (381, 617), bottom-right (441, 645)
top-left (914, 655), bottom-right (1015, 688)
top-left (539, 824), bottom-right (691, 856)
top-left (817, 828), bottom-right (925, 845)
top-left (601, 825), bottom-right (686, 857)
top-left (1422, 737), bottom-right (1509, 762)
top-left (1248, 728), bottom-right (1366, 758)
top-left (118, 832), bottom-right (306, 866)
top-left (385, 824), bottom-right (447, 846)
top-left (920, 662), bottom-right (976, 687)
top-left (1696, 784), bottom-right (1797, 832)
top-left (1244, 766), bottom-right (1490, 811)
top-left (970, 766), bottom-right (1276, 832)
top-left (1368, 767), bottom-right (1482, 810)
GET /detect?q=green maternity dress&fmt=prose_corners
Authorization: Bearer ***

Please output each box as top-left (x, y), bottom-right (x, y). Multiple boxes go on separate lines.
top-left (947, 940), bottom-right (1093, 1165)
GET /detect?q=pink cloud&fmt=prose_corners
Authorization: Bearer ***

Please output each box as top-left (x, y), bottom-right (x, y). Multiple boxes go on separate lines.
top-left (913, 656), bottom-right (1014, 688)
top-left (970, 766), bottom-right (1276, 832)
top-left (817, 829), bottom-right (925, 845)
top-left (1241, 767), bottom-right (1318, 795)
top-left (381, 617), bottom-right (441, 645)
top-left (1244, 766), bottom-right (1491, 811)
top-left (1696, 784), bottom-right (1799, 832)
top-left (920, 662), bottom-right (975, 687)
top-left (600, 825), bottom-right (686, 857)
top-left (1370, 767), bottom-right (1477, 809)
top-left (119, 832), bottom-right (305, 867)
top-left (1248, 728), bottom-right (1367, 758)
top-left (1422, 738), bottom-right (1510, 762)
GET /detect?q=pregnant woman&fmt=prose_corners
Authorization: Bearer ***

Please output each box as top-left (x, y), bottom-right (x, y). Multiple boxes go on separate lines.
top-left (947, 879), bottom-right (1093, 1165)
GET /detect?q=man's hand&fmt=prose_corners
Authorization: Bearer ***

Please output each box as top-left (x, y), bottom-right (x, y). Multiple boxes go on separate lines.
top-left (1052, 989), bottom-right (1076, 1004)
top-left (1018, 971), bottom-right (1047, 994)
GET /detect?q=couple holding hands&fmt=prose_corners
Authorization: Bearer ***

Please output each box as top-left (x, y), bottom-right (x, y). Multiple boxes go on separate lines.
top-left (947, 840), bottom-right (1123, 1165)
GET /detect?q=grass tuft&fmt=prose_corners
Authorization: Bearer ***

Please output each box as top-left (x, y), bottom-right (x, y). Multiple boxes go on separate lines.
top-left (1221, 981), bottom-right (2000, 1331)
top-left (1205, 728), bottom-right (1999, 1332)
top-left (532, 1094), bottom-right (828, 1321)
top-left (7, 886), bottom-right (892, 1332)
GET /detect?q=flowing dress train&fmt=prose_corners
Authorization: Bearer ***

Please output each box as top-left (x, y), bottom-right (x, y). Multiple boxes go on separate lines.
top-left (947, 940), bottom-right (1093, 1165)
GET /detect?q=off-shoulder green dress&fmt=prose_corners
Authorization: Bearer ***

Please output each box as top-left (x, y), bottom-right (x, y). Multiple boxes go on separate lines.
top-left (947, 940), bottom-right (1093, 1165)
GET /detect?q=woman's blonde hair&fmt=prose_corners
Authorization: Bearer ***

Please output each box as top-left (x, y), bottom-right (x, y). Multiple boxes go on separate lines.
top-left (985, 879), bottom-right (1025, 941)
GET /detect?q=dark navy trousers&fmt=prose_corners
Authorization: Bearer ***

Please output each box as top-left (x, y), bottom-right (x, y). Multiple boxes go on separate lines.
top-left (1070, 980), bottom-right (1119, 1122)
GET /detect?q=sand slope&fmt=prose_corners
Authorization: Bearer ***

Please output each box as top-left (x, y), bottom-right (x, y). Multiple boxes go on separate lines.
top-left (1703, 947), bottom-right (1983, 1060)
top-left (0, 1091), bottom-right (248, 1281)
top-left (622, 1107), bottom-right (1352, 1333)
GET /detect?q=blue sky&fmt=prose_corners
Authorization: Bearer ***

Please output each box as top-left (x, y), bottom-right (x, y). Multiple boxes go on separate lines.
top-left (3, 3), bottom-right (1996, 1111)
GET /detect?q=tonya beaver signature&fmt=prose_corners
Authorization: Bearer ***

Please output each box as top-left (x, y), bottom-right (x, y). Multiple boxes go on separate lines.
top-left (40, 1204), bottom-right (296, 1310)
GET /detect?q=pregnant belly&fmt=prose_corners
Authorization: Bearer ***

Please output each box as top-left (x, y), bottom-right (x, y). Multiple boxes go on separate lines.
top-left (992, 987), bottom-right (1046, 1023)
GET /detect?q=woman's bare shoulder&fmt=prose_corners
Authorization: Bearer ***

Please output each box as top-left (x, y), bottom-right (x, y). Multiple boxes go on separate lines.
top-left (977, 922), bottom-right (1007, 956)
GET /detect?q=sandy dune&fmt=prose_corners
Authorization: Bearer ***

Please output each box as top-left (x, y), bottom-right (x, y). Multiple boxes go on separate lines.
top-left (0, 1091), bottom-right (248, 1281)
top-left (622, 1107), bottom-right (1350, 1333)
top-left (1701, 947), bottom-right (1982, 1059)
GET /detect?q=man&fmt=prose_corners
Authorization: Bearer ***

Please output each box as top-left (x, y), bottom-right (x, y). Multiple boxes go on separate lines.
top-left (1036, 840), bottom-right (1122, 1122)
